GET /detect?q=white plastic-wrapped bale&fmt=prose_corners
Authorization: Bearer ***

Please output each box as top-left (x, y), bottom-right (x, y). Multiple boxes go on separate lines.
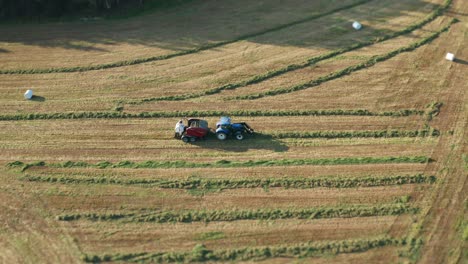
top-left (352, 21), bottom-right (362, 30)
top-left (445, 53), bottom-right (455, 61)
top-left (219, 116), bottom-right (231, 125)
top-left (24, 89), bottom-right (33, 100)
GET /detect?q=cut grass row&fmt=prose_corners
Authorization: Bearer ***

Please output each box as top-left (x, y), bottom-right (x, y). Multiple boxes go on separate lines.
top-left (129, 0), bottom-right (453, 104)
top-left (19, 174), bottom-right (436, 189)
top-left (57, 203), bottom-right (418, 223)
top-left (8, 156), bottom-right (430, 172)
top-left (0, 0), bottom-right (375, 74)
top-left (82, 236), bottom-right (407, 263)
top-left (231, 18), bottom-right (458, 100)
top-left (269, 128), bottom-right (439, 139)
top-left (0, 109), bottom-right (424, 121)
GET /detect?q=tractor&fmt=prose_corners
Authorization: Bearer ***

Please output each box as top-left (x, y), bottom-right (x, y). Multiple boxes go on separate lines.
top-left (180, 118), bottom-right (210, 143)
top-left (215, 116), bottom-right (254, 140)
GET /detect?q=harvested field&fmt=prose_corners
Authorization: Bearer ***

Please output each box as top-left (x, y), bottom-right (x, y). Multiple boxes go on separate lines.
top-left (68, 216), bottom-right (413, 253)
top-left (0, 0), bottom-right (466, 263)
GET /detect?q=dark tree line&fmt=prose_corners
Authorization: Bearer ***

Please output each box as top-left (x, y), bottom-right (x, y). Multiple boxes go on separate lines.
top-left (0, 0), bottom-right (145, 19)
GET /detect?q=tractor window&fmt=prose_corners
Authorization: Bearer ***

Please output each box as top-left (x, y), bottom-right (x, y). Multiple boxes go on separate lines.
top-left (189, 120), bottom-right (199, 127)
top-left (199, 120), bottom-right (208, 129)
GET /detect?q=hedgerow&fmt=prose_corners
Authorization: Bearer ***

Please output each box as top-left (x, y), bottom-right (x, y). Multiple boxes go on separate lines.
top-left (83, 236), bottom-right (407, 263)
top-left (20, 174), bottom-right (436, 189)
top-left (13, 156), bottom-right (430, 171)
top-left (0, 108), bottom-right (424, 121)
top-left (129, 0), bottom-right (453, 104)
top-left (57, 203), bottom-right (418, 223)
top-left (231, 18), bottom-right (458, 100)
top-left (0, 0), bottom-right (375, 75)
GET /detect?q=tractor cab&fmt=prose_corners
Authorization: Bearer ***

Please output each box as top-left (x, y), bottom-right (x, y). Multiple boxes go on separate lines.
top-left (215, 116), bottom-right (254, 140)
top-left (181, 118), bottom-right (209, 143)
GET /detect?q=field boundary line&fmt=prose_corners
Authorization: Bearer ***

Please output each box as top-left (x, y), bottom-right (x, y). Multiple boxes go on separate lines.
top-left (229, 18), bottom-right (458, 100)
top-left (0, 0), bottom-right (375, 75)
top-left (128, 0), bottom-right (453, 105)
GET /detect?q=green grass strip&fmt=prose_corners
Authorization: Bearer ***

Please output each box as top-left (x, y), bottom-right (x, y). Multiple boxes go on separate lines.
top-left (0, 108), bottom-right (424, 121)
top-left (231, 18), bottom-right (458, 100)
top-left (9, 156), bottom-right (430, 172)
top-left (57, 203), bottom-right (418, 223)
top-left (20, 174), bottom-right (436, 189)
top-left (0, 0), bottom-right (375, 75)
top-left (129, 0), bottom-right (453, 104)
top-left (82, 236), bottom-right (407, 263)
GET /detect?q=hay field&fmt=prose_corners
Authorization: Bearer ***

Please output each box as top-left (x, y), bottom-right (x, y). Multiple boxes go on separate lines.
top-left (0, 0), bottom-right (466, 263)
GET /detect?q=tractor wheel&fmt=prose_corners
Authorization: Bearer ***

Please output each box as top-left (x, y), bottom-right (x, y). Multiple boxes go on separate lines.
top-left (235, 132), bottom-right (244, 140)
top-left (217, 132), bottom-right (227, 141)
top-left (181, 136), bottom-right (189, 143)
top-left (190, 137), bottom-right (196, 142)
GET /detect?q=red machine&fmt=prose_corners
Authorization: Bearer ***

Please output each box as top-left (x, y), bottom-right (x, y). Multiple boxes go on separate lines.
top-left (181, 119), bottom-right (209, 143)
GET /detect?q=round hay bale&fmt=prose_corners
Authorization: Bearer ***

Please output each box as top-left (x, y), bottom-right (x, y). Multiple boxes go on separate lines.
top-left (24, 89), bottom-right (33, 100)
top-left (445, 53), bottom-right (455, 61)
top-left (352, 21), bottom-right (362, 30)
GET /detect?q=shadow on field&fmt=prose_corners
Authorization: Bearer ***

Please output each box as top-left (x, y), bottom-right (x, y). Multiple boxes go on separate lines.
top-left (30, 95), bottom-right (46, 102)
top-left (0, 0), bottom-right (440, 52)
top-left (0, 48), bottom-right (10, 53)
top-left (189, 132), bottom-right (289, 152)
top-left (454, 58), bottom-right (468, 65)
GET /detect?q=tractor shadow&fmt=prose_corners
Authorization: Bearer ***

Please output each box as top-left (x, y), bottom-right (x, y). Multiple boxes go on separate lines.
top-left (190, 132), bottom-right (289, 152)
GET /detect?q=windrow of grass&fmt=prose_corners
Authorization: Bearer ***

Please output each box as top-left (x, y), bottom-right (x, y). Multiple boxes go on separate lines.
top-left (8, 156), bottom-right (430, 172)
top-left (231, 18), bottom-right (459, 100)
top-left (82, 236), bottom-right (407, 263)
top-left (0, 108), bottom-right (424, 121)
top-left (57, 203), bottom-right (418, 223)
top-left (425, 101), bottom-right (443, 121)
top-left (19, 174), bottom-right (436, 189)
top-left (128, 0), bottom-right (453, 104)
top-left (269, 128), bottom-right (439, 139)
top-left (0, 0), bottom-right (376, 75)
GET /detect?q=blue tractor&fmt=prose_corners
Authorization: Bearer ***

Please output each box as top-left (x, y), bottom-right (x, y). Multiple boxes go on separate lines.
top-left (215, 117), bottom-right (254, 141)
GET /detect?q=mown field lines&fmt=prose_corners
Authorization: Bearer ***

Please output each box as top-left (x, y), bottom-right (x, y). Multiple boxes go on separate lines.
top-left (123, 0), bottom-right (452, 107)
top-left (0, 108), bottom-right (426, 120)
top-left (19, 173), bottom-right (436, 189)
top-left (0, 0), bottom-right (374, 73)
top-left (0, 114), bottom-right (430, 137)
top-left (57, 203), bottom-right (417, 224)
top-left (67, 216), bottom-right (410, 253)
top-left (1, 0), bottom-right (460, 261)
top-left (0, 111), bottom-right (437, 162)
top-left (227, 19), bottom-right (457, 100)
top-left (2, 137), bottom-right (436, 163)
top-left (0, 0), bottom-right (449, 116)
top-left (80, 236), bottom-right (407, 263)
top-left (18, 174), bottom-right (423, 210)
top-left (22, 162), bottom-right (430, 180)
top-left (9, 156), bottom-right (431, 171)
